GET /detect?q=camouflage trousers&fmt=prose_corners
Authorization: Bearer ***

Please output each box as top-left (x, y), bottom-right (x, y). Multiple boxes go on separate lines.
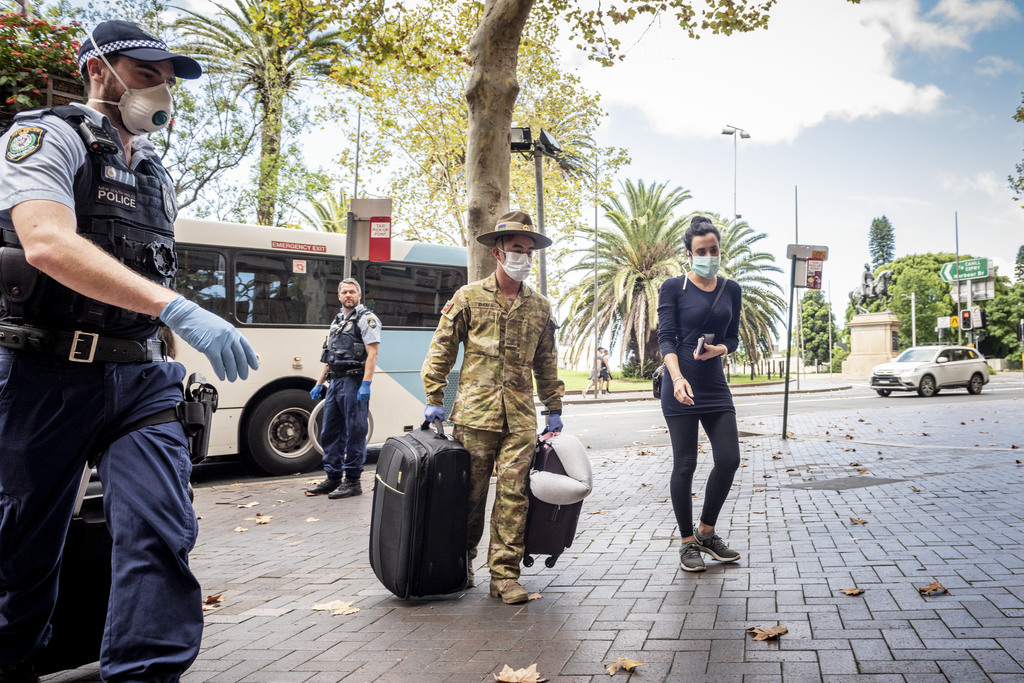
top-left (453, 424), bottom-right (535, 580)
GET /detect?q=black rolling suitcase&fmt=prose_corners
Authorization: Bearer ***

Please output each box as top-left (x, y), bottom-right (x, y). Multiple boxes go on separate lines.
top-left (369, 419), bottom-right (471, 598)
top-left (36, 468), bottom-right (110, 676)
top-left (523, 434), bottom-right (592, 569)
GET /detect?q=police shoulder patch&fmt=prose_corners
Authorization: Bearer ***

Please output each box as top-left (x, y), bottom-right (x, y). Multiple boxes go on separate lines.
top-left (5, 126), bottom-right (45, 163)
top-left (367, 318), bottom-right (378, 328)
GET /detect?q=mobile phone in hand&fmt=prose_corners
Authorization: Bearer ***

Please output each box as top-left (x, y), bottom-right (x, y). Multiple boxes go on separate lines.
top-left (695, 335), bottom-right (706, 356)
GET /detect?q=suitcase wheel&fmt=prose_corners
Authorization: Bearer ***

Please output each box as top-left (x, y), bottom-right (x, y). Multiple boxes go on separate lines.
top-left (544, 556), bottom-right (558, 569)
top-left (523, 555), bottom-right (534, 568)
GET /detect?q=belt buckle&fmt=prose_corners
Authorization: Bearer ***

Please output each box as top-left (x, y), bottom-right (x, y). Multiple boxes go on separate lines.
top-left (70, 331), bottom-right (99, 362)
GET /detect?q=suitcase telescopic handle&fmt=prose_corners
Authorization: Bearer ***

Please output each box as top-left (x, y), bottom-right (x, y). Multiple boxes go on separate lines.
top-left (420, 418), bottom-right (447, 437)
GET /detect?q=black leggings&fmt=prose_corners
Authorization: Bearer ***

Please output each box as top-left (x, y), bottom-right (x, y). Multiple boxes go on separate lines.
top-left (665, 411), bottom-right (741, 536)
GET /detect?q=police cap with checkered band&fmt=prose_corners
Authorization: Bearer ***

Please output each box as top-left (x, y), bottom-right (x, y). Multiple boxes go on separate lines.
top-left (78, 20), bottom-right (202, 80)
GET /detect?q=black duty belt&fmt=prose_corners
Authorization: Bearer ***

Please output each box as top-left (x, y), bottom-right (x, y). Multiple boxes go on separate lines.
top-left (0, 323), bottom-right (167, 363)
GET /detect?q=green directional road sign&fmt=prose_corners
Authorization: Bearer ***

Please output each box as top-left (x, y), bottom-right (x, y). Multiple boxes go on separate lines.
top-left (939, 258), bottom-right (989, 283)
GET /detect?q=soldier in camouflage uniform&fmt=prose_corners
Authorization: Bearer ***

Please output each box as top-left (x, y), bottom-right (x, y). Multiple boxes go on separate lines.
top-left (421, 211), bottom-right (565, 604)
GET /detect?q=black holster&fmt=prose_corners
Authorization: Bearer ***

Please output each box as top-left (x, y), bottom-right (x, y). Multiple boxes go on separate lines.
top-left (91, 372), bottom-right (219, 466)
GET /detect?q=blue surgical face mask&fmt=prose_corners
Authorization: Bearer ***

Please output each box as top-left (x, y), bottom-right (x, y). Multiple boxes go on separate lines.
top-left (690, 255), bottom-right (720, 279)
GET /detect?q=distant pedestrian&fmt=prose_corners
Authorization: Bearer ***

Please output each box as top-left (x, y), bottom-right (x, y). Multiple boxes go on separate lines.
top-left (656, 216), bottom-right (743, 572)
top-left (599, 347), bottom-right (612, 394)
top-left (582, 346), bottom-right (610, 398)
top-left (306, 278), bottom-right (381, 499)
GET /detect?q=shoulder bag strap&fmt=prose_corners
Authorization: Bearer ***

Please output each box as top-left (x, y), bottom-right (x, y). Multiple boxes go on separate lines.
top-left (677, 276), bottom-right (728, 347)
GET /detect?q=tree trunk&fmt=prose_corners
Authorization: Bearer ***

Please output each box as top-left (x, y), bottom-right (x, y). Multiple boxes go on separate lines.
top-left (256, 90), bottom-right (283, 226)
top-left (464, 0), bottom-right (534, 282)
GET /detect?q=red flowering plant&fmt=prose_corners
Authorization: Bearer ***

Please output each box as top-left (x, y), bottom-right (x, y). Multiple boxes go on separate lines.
top-left (0, 13), bottom-right (83, 110)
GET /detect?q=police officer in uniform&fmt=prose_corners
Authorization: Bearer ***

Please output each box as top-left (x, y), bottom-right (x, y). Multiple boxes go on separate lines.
top-left (307, 277), bottom-right (381, 499)
top-left (0, 21), bottom-right (258, 682)
top-left (421, 211), bottom-right (565, 604)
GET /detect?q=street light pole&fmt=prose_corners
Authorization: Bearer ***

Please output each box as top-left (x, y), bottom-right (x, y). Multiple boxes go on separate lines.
top-left (534, 144), bottom-right (547, 296)
top-left (721, 125), bottom-right (750, 223)
top-left (901, 292), bottom-right (917, 347)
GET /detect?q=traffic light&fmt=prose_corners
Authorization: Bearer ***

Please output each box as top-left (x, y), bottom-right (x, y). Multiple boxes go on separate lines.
top-left (960, 309), bottom-right (972, 330)
top-left (979, 309), bottom-right (988, 328)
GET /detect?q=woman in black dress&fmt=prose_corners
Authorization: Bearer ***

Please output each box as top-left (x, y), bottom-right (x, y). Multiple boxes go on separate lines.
top-left (657, 216), bottom-right (743, 572)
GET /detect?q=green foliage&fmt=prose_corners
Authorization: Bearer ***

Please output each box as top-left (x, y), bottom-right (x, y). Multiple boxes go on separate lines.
top-left (1011, 92), bottom-right (1024, 208)
top-left (829, 346), bottom-right (849, 373)
top-left (0, 12), bottom-right (82, 110)
top-left (868, 215), bottom-right (894, 269)
top-left (719, 217), bottom-right (786, 362)
top-left (175, 0), bottom-right (349, 225)
top-left (558, 179), bottom-right (693, 367)
top-left (800, 289), bottom-right (837, 367)
top-left (980, 282), bottom-right (1024, 358)
top-left (1016, 245), bottom-right (1024, 284)
top-left (621, 356), bottom-right (657, 380)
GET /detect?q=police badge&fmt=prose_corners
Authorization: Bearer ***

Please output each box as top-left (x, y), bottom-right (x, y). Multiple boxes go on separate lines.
top-left (5, 127), bottom-right (46, 163)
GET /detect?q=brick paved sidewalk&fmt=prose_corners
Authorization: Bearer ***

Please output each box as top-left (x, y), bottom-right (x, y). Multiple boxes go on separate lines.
top-left (45, 400), bottom-right (1024, 682)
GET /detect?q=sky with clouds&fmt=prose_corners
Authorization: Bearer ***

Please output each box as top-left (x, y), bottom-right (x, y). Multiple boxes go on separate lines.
top-left (562, 0), bottom-right (1023, 331)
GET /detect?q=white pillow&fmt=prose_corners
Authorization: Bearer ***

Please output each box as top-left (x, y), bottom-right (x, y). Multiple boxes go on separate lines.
top-left (529, 433), bottom-right (593, 505)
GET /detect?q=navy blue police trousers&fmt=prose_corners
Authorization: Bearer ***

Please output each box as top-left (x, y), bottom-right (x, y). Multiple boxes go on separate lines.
top-left (319, 374), bottom-right (369, 480)
top-left (0, 348), bottom-right (202, 681)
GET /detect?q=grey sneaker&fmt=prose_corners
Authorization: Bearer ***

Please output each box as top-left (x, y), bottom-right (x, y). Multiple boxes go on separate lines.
top-left (679, 541), bottom-right (706, 572)
top-left (694, 529), bottom-right (740, 562)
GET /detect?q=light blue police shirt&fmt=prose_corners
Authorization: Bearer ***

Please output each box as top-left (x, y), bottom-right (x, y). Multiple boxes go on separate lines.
top-left (0, 103), bottom-right (165, 232)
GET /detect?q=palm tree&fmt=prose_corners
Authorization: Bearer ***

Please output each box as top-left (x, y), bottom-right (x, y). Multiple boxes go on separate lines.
top-left (294, 187), bottom-right (348, 233)
top-left (175, 0), bottom-right (347, 225)
top-left (559, 179), bottom-right (692, 368)
top-left (714, 215), bottom-right (786, 364)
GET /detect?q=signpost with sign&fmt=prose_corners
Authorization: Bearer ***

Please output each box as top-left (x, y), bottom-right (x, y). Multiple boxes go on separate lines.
top-left (782, 244), bottom-right (829, 439)
top-left (939, 258), bottom-right (989, 283)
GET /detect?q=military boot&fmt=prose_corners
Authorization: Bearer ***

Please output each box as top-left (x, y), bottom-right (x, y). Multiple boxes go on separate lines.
top-left (328, 479), bottom-right (362, 499)
top-left (305, 477), bottom-right (341, 496)
top-left (489, 578), bottom-right (528, 604)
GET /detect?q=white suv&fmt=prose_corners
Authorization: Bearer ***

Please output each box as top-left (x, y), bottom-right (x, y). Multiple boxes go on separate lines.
top-left (869, 345), bottom-right (989, 397)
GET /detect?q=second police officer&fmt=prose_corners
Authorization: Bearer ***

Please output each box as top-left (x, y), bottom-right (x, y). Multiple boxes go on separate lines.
top-left (307, 278), bottom-right (381, 499)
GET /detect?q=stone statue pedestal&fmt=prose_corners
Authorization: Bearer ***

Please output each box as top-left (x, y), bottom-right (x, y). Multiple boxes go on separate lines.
top-left (842, 312), bottom-right (903, 378)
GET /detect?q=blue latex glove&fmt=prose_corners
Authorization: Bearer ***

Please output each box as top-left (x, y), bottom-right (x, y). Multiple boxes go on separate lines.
top-left (357, 380), bottom-right (371, 402)
top-left (310, 384), bottom-right (326, 400)
top-left (424, 405), bottom-right (445, 424)
top-left (160, 295), bottom-right (259, 382)
top-left (544, 414), bottom-right (563, 434)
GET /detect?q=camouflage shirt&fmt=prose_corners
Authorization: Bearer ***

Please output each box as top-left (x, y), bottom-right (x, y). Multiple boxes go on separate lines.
top-left (422, 273), bottom-right (564, 432)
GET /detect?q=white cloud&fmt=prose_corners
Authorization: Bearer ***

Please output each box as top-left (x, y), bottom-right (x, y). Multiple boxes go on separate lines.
top-left (565, 0), bottom-right (1022, 145)
top-left (974, 55), bottom-right (1022, 77)
top-left (940, 171), bottom-right (1011, 198)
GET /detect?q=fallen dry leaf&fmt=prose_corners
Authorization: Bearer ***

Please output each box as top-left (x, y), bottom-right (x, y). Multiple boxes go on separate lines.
top-left (256, 516), bottom-right (272, 525)
top-left (841, 588), bottom-right (865, 595)
top-left (911, 487), bottom-right (921, 493)
top-left (918, 580), bottom-right (948, 595)
top-left (753, 488), bottom-right (764, 492)
top-left (772, 454), bottom-right (783, 460)
top-left (305, 517), bottom-right (320, 522)
top-left (233, 526), bottom-right (248, 533)
top-left (606, 658), bottom-right (643, 676)
top-left (312, 600), bottom-right (360, 616)
top-left (237, 501), bottom-right (259, 508)
top-left (857, 469), bottom-right (870, 475)
top-left (849, 462), bottom-right (861, 466)
top-left (493, 663), bottom-right (547, 683)
top-left (588, 510), bottom-right (606, 515)
top-left (527, 593), bottom-right (542, 601)
top-left (747, 625), bottom-right (788, 641)
top-left (640, 483), bottom-right (652, 487)
top-left (850, 517), bottom-right (868, 525)
top-left (204, 594), bottom-right (225, 605)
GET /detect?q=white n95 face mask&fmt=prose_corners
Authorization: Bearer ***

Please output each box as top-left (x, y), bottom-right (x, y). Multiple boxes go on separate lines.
top-left (87, 35), bottom-right (173, 135)
top-left (499, 250), bottom-right (532, 282)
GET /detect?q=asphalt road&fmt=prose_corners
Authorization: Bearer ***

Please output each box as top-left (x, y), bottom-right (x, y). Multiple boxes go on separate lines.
top-left (567, 380), bottom-right (1024, 451)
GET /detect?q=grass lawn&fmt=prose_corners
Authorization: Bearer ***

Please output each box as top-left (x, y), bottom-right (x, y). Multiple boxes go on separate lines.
top-left (556, 369), bottom-right (783, 391)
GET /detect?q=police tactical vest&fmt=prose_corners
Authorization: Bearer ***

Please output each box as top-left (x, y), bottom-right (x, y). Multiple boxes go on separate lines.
top-left (321, 308), bottom-right (369, 375)
top-left (0, 106), bottom-right (177, 340)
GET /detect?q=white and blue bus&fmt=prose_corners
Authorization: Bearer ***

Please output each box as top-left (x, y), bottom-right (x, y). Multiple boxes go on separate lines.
top-left (173, 218), bottom-right (466, 475)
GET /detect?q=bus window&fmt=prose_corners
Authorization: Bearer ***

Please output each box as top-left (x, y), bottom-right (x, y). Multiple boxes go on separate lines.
top-left (363, 263), bottom-right (466, 328)
top-left (174, 248), bottom-right (227, 319)
top-left (235, 252), bottom-right (345, 326)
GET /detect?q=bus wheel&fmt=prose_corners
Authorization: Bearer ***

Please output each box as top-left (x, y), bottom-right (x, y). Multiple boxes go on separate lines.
top-left (244, 389), bottom-right (321, 475)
